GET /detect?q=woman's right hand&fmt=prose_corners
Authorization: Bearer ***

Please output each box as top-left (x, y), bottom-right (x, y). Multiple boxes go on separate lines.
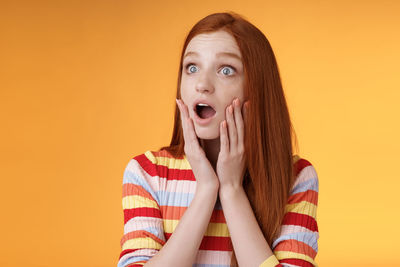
top-left (176, 98), bottom-right (220, 190)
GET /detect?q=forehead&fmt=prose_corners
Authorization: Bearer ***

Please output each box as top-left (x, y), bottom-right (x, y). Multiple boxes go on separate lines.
top-left (184, 30), bottom-right (241, 57)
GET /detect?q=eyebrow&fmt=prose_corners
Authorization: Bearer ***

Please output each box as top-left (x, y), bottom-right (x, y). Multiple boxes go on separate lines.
top-left (183, 51), bottom-right (242, 61)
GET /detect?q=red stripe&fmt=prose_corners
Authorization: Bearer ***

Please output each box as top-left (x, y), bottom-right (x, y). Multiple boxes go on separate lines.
top-left (294, 158), bottom-right (312, 177)
top-left (153, 149), bottom-right (184, 159)
top-left (158, 166), bottom-right (196, 181)
top-left (124, 207), bottom-right (162, 224)
top-left (280, 258), bottom-right (314, 267)
top-left (136, 152), bottom-right (310, 183)
top-left (135, 153), bottom-right (196, 181)
top-left (165, 233), bottom-right (233, 251)
top-left (282, 212), bottom-right (318, 232)
top-left (137, 152), bottom-right (311, 182)
top-left (134, 154), bottom-right (158, 176)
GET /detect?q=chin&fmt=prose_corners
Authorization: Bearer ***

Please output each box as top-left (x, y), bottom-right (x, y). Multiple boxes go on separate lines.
top-left (194, 124), bottom-right (220, 140)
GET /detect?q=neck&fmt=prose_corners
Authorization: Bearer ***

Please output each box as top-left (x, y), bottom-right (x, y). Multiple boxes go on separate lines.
top-left (200, 137), bottom-right (220, 171)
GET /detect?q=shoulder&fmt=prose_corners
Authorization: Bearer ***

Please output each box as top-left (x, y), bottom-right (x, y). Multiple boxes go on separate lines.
top-left (291, 154), bottom-right (319, 195)
top-left (122, 150), bottom-right (156, 178)
top-left (125, 148), bottom-right (188, 178)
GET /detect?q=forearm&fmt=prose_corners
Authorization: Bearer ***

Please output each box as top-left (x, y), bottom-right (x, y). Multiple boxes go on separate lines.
top-left (144, 183), bottom-right (219, 267)
top-left (219, 185), bottom-right (273, 267)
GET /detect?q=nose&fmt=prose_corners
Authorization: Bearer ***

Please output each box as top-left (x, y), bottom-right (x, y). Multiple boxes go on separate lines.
top-left (195, 71), bottom-right (215, 94)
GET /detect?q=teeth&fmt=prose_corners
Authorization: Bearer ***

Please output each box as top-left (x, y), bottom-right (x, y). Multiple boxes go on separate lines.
top-left (197, 103), bottom-right (209, 106)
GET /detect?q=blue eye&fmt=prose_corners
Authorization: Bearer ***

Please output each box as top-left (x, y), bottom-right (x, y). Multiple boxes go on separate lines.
top-left (185, 63), bottom-right (198, 73)
top-left (184, 63), bottom-right (236, 76)
top-left (221, 66), bottom-right (235, 76)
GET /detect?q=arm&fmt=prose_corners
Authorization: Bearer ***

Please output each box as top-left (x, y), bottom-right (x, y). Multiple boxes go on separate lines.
top-left (144, 183), bottom-right (219, 267)
top-left (219, 185), bottom-right (274, 267)
top-left (118, 157), bottom-right (219, 267)
top-left (118, 158), bottom-right (166, 267)
top-left (219, 162), bottom-right (319, 267)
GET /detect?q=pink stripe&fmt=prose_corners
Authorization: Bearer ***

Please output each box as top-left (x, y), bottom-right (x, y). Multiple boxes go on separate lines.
top-left (124, 217), bottom-right (164, 234)
top-left (194, 250), bottom-right (233, 265)
top-left (128, 159), bottom-right (161, 193)
top-left (279, 225), bottom-right (318, 236)
top-left (164, 179), bottom-right (197, 194)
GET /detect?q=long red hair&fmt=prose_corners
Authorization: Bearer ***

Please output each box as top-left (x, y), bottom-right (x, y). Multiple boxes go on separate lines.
top-left (159, 11), bottom-right (299, 266)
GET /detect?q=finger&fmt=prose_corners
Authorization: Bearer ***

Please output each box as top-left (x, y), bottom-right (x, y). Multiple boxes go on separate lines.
top-left (220, 120), bottom-right (229, 154)
top-left (180, 100), bottom-right (200, 149)
top-left (176, 99), bottom-right (189, 145)
top-left (186, 115), bottom-right (199, 147)
top-left (226, 102), bottom-right (238, 151)
top-left (234, 98), bottom-right (244, 150)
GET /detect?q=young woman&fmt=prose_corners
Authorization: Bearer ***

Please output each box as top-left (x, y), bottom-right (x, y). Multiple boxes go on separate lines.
top-left (118, 12), bottom-right (319, 267)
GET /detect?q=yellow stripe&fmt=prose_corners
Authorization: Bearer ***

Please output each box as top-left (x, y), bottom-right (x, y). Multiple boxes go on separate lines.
top-left (259, 254), bottom-right (280, 267)
top-left (122, 195), bottom-right (159, 209)
top-left (122, 237), bottom-right (163, 251)
top-left (163, 219), bottom-right (230, 237)
top-left (145, 151), bottom-right (300, 174)
top-left (275, 251), bottom-right (318, 267)
top-left (293, 154), bottom-right (301, 164)
top-left (284, 200), bottom-right (317, 218)
top-left (147, 152), bottom-right (300, 172)
top-left (144, 151), bottom-right (157, 164)
top-left (144, 150), bottom-right (192, 169)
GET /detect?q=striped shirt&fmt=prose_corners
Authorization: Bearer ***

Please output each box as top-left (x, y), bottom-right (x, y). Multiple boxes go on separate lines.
top-left (117, 149), bottom-right (319, 267)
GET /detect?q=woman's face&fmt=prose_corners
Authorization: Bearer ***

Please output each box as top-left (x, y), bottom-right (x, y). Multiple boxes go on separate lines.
top-left (180, 30), bottom-right (245, 140)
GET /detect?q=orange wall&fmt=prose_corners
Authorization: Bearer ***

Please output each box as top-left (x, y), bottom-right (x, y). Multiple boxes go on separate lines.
top-left (1, 0), bottom-right (399, 266)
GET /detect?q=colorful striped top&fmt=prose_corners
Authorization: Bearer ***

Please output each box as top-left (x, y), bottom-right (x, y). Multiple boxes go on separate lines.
top-left (117, 149), bottom-right (319, 267)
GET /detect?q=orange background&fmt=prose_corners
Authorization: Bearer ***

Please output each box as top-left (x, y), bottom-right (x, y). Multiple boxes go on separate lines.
top-left (1, 1), bottom-right (399, 266)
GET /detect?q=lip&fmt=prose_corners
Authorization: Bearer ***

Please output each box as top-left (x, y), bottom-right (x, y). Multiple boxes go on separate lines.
top-left (193, 108), bottom-right (217, 125)
top-left (192, 99), bottom-right (217, 126)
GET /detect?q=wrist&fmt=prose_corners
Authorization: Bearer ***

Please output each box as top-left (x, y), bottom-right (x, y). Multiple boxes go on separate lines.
top-left (219, 183), bottom-right (243, 199)
top-left (196, 181), bottom-right (219, 194)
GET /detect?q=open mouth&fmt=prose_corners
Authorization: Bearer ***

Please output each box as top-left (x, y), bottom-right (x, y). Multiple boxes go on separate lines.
top-left (195, 104), bottom-right (216, 119)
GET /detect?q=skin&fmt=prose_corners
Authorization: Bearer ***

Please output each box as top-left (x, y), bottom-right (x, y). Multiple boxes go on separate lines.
top-left (176, 30), bottom-right (274, 266)
top-left (178, 29), bottom-right (248, 182)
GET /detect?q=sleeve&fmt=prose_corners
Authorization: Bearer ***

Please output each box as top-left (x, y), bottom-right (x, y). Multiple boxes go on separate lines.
top-left (259, 160), bottom-right (319, 267)
top-left (117, 157), bottom-right (166, 267)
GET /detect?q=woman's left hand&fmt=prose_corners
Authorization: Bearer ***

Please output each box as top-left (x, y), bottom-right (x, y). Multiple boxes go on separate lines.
top-left (216, 97), bottom-right (248, 190)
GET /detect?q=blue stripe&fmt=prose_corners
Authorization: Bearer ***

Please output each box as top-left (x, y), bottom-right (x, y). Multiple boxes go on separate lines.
top-left (154, 190), bottom-right (223, 210)
top-left (157, 191), bottom-right (194, 207)
top-left (291, 177), bottom-right (318, 195)
top-left (118, 255), bottom-right (150, 267)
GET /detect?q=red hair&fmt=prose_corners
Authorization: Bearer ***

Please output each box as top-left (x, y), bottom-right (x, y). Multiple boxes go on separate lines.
top-left (159, 12), bottom-right (299, 266)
